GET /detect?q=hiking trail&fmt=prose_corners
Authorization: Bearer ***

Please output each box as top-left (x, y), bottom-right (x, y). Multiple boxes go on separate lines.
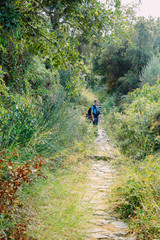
top-left (84, 121), bottom-right (137, 240)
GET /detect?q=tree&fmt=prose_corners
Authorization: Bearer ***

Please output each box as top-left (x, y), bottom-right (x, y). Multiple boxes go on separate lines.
top-left (0, 0), bottom-right (121, 95)
top-left (88, 15), bottom-right (159, 100)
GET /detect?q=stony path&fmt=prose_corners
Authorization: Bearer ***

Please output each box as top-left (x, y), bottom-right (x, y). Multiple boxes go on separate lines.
top-left (84, 127), bottom-right (137, 240)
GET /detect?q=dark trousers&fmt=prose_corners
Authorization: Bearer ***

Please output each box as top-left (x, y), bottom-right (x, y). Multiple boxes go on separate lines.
top-left (93, 116), bottom-right (98, 125)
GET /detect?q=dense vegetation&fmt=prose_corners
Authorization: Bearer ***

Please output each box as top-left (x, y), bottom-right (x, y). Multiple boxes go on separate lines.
top-left (1, 0), bottom-right (160, 239)
top-left (103, 81), bottom-right (160, 239)
top-left (87, 8), bottom-right (160, 240)
top-left (0, 0), bottom-right (122, 238)
top-left (90, 16), bottom-right (160, 102)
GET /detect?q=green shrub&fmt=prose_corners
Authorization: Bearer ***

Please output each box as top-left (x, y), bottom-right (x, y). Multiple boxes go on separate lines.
top-left (97, 85), bottom-right (109, 102)
top-left (112, 154), bottom-right (160, 239)
top-left (113, 82), bottom-right (160, 158)
top-left (102, 95), bottom-right (115, 114)
top-left (1, 94), bottom-right (40, 149)
top-left (24, 57), bottom-right (57, 96)
top-left (33, 103), bottom-right (91, 157)
top-left (0, 57), bottom-right (90, 153)
top-left (114, 71), bottom-right (139, 103)
top-left (140, 54), bottom-right (160, 87)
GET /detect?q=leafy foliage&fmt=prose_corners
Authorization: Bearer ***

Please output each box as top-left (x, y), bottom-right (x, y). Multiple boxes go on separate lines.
top-left (0, 0), bottom-right (121, 96)
top-left (0, 150), bottom-right (46, 239)
top-left (1, 94), bottom-right (39, 148)
top-left (113, 82), bottom-right (160, 158)
top-left (88, 17), bottom-right (160, 101)
top-left (140, 54), bottom-right (160, 86)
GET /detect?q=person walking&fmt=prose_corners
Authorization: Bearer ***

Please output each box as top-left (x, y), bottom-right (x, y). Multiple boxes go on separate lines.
top-left (91, 100), bottom-right (100, 125)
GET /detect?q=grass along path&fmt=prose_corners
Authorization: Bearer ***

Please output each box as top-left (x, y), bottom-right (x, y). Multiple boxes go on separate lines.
top-left (21, 148), bottom-right (94, 240)
top-left (22, 120), bottom-right (138, 239)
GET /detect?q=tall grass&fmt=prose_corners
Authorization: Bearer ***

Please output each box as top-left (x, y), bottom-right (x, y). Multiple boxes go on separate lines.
top-left (21, 152), bottom-right (93, 240)
top-left (111, 154), bottom-right (160, 239)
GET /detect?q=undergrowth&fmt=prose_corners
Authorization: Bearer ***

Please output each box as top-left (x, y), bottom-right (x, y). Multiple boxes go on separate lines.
top-left (1, 62), bottom-right (95, 238)
top-left (111, 154), bottom-right (160, 239)
top-left (20, 143), bottom-right (95, 240)
top-left (101, 82), bottom-right (160, 239)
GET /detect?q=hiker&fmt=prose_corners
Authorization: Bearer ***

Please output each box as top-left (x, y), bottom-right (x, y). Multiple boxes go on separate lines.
top-left (91, 100), bottom-right (100, 125)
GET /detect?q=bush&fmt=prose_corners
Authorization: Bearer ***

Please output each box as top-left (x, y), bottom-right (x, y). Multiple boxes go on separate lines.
top-left (24, 57), bottom-right (57, 97)
top-left (112, 154), bottom-right (160, 239)
top-left (102, 95), bottom-right (115, 114)
top-left (0, 150), bottom-right (46, 239)
top-left (1, 57), bottom-right (89, 153)
top-left (1, 94), bottom-right (39, 149)
top-left (140, 54), bottom-right (160, 87)
top-left (115, 71), bottom-right (139, 102)
top-left (112, 82), bottom-right (160, 158)
top-left (33, 102), bottom-right (91, 157)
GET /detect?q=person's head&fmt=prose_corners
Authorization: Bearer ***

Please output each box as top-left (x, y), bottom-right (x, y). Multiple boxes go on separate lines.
top-left (94, 100), bottom-right (98, 106)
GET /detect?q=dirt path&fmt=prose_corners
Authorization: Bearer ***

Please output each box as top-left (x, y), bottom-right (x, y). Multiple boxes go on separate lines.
top-left (84, 126), bottom-right (137, 240)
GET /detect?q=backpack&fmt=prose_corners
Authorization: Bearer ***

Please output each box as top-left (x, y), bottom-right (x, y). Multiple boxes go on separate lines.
top-left (86, 105), bottom-right (100, 119)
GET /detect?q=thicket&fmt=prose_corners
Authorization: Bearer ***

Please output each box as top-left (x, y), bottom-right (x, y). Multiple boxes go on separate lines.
top-left (140, 54), bottom-right (160, 87)
top-left (99, 23), bottom-right (160, 239)
top-left (89, 17), bottom-right (160, 103)
top-left (0, 58), bottom-right (92, 238)
top-left (0, 0), bottom-right (123, 238)
top-left (113, 82), bottom-right (160, 159)
top-left (102, 71), bottom-right (160, 240)
top-left (112, 154), bottom-right (160, 239)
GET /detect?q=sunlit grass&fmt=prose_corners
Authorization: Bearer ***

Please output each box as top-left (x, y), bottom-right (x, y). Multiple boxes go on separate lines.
top-left (110, 154), bottom-right (160, 239)
top-left (22, 153), bottom-right (93, 240)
